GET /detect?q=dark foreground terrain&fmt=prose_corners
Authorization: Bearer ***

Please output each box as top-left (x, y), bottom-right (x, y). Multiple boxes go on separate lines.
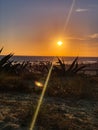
top-left (0, 92), bottom-right (98, 130)
top-left (0, 52), bottom-right (98, 129)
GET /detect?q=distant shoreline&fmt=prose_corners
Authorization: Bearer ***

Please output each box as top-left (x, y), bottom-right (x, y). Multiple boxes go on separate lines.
top-left (0, 55), bottom-right (98, 58)
top-left (0, 55), bottom-right (98, 64)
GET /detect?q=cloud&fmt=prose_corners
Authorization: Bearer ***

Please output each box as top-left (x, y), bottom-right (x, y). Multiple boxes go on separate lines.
top-left (89, 33), bottom-right (98, 39)
top-left (65, 36), bottom-right (86, 41)
top-left (75, 8), bottom-right (89, 12)
top-left (65, 34), bottom-right (98, 43)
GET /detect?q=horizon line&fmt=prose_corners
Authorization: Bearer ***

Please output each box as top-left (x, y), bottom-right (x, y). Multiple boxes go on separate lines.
top-left (0, 55), bottom-right (98, 58)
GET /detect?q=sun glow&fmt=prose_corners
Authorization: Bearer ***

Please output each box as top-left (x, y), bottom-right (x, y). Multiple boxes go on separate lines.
top-left (57, 41), bottom-right (63, 46)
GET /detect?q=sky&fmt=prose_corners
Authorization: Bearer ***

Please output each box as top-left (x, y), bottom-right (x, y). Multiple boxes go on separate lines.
top-left (0, 0), bottom-right (98, 56)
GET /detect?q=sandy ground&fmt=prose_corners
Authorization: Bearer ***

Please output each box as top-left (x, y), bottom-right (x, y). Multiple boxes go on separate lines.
top-left (0, 93), bottom-right (98, 130)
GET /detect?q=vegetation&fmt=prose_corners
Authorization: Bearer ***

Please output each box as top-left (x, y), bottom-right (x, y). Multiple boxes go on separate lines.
top-left (0, 48), bottom-right (39, 93)
top-left (0, 48), bottom-right (13, 73)
top-left (46, 75), bottom-right (98, 99)
top-left (53, 57), bottom-right (86, 77)
top-left (0, 48), bottom-right (98, 130)
top-left (0, 47), bottom-right (98, 99)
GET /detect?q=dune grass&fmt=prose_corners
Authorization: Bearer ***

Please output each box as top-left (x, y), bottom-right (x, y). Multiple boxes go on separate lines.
top-left (46, 75), bottom-right (98, 99)
top-left (0, 48), bottom-right (98, 99)
top-left (0, 72), bottom-right (38, 93)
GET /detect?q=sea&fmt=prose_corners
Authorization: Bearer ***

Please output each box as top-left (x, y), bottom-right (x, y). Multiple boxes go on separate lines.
top-left (2, 56), bottom-right (98, 65)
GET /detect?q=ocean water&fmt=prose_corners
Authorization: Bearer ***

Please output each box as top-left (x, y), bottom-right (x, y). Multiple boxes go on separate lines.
top-left (10, 56), bottom-right (98, 64)
top-left (0, 55), bottom-right (98, 64)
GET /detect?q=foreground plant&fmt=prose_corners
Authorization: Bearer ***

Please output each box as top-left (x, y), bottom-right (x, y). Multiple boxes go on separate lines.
top-left (0, 47), bottom-right (32, 75)
top-left (53, 57), bottom-right (86, 76)
top-left (0, 47), bottom-right (13, 72)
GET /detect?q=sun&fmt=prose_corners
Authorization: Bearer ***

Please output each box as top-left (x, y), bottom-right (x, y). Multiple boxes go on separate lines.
top-left (57, 41), bottom-right (63, 46)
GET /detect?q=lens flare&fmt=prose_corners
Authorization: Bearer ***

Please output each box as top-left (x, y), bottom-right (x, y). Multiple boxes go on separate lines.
top-left (64, 0), bottom-right (76, 31)
top-left (35, 81), bottom-right (43, 87)
top-left (29, 64), bottom-right (53, 130)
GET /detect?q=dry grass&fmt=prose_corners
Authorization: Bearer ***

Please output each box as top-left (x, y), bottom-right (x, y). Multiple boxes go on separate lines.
top-left (0, 72), bottom-right (98, 99)
top-left (46, 75), bottom-right (98, 99)
top-left (0, 73), bottom-right (35, 93)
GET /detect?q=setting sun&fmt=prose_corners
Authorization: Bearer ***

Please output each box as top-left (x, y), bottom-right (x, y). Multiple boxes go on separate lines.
top-left (57, 41), bottom-right (63, 46)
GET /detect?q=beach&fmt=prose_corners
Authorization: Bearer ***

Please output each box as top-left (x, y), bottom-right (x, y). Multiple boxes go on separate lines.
top-left (0, 92), bottom-right (98, 130)
top-left (0, 55), bottom-right (98, 130)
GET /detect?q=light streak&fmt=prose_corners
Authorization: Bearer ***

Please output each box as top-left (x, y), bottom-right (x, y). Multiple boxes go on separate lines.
top-left (29, 64), bottom-right (53, 130)
top-left (64, 0), bottom-right (76, 31)
top-left (29, 0), bottom-right (76, 129)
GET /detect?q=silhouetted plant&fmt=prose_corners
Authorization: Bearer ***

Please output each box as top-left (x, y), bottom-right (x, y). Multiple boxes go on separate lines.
top-left (53, 57), bottom-right (86, 76)
top-left (0, 48), bottom-right (33, 75)
top-left (33, 61), bottom-right (51, 74)
top-left (0, 47), bottom-right (13, 72)
top-left (0, 47), bottom-right (3, 53)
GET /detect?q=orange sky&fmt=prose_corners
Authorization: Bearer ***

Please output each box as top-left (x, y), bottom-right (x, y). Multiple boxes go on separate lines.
top-left (0, 0), bottom-right (98, 57)
top-left (2, 37), bottom-right (98, 57)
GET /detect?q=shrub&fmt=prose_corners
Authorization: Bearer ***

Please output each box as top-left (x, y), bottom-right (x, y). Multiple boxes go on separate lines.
top-left (53, 57), bottom-right (86, 77)
top-left (46, 75), bottom-right (96, 99)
